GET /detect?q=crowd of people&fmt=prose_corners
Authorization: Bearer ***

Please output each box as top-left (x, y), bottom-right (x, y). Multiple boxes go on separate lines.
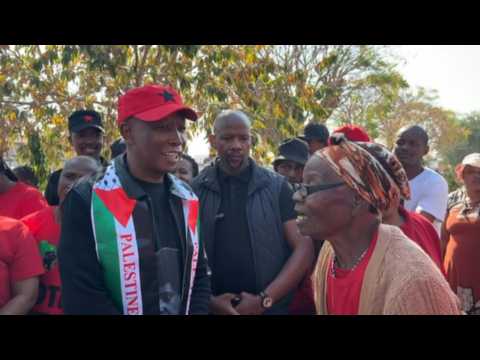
top-left (0, 83), bottom-right (478, 315)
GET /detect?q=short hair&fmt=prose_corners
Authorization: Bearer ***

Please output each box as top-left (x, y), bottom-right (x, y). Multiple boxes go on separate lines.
top-left (213, 110), bottom-right (251, 134)
top-left (399, 125), bottom-right (429, 146)
top-left (13, 166), bottom-right (39, 187)
top-left (302, 122), bottom-right (330, 143)
top-left (62, 156), bottom-right (101, 174)
top-left (181, 154), bottom-right (199, 178)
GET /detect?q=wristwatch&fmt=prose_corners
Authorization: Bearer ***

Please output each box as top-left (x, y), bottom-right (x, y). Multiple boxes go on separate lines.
top-left (259, 291), bottom-right (273, 309)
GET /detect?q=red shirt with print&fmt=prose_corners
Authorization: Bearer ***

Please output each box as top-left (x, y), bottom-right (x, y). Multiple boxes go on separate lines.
top-left (22, 206), bottom-right (63, 314)
top-left (399, 206), bottom-right (444, 274)
top-left (0, 216), bottom-right (44, 309)
top-left (326, 231), bottom-right (378, 315)
top-left (0, 182), bottom-right (47, 220)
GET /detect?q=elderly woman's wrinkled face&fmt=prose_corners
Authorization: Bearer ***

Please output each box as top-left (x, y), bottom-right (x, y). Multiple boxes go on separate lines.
top-left (293, 155), bottom-right (356, 241)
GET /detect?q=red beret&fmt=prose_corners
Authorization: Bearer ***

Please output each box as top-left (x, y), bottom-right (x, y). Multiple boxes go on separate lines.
top-left (330, 124), bottom-right (371, 144)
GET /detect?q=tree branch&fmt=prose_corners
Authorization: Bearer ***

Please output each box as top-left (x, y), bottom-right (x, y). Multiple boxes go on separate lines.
top-left (136, 45), bottom-right (152, 87)
top-left (133, 45), bottom-right (139, 86)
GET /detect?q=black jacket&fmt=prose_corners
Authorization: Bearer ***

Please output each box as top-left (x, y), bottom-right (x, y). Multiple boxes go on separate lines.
top-left (192, 159), bottom-right (293, 314)
top-left (58, 155), bottom-right (211, 314)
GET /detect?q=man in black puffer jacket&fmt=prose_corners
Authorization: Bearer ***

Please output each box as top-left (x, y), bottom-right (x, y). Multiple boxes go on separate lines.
top-left (193, 110), bottom-right (314, 315)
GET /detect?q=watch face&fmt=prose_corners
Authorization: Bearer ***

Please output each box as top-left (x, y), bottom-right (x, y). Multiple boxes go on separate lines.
top-left (263, 297), bottom-right (273, 308)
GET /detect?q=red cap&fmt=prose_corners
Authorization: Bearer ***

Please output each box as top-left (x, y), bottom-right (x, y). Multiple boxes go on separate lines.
top-left (117, 84), bottom-right (198, 125)
top-left (330, 124), bottom-right (371, 144)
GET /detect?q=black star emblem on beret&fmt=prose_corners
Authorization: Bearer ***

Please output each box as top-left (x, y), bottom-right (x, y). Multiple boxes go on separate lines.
top-left (161, 91), bottom-right (175, 102)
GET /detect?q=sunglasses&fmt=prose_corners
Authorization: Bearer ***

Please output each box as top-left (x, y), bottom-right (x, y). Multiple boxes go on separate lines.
top-left (298, 182), bottom-right (345, 197)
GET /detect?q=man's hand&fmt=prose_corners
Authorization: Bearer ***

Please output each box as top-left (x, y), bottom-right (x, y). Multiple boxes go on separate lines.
top-left (235, 292), bottom-right (264, 315)
top-left (209, 293), bottom-right (240, 315)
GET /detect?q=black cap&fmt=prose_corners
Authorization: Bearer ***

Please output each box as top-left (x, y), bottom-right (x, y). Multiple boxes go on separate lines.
top-left (273, 138), bottom-right (309, 167)
top-left (68, 110), bottom-right (104, 133)
top-left (299, 122), bottom-right (329, 143)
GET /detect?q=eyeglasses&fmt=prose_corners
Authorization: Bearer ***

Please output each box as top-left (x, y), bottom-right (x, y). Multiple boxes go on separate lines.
top-left (297, 182), bottom-right (345, 197)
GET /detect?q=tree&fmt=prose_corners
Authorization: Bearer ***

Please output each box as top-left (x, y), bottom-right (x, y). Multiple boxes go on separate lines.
top-left (194, 45), bottom-right (409, 163)
top-left (331, 86), bottom-right (467, 155)
top-left (442, 112), bottom-right (480, 190)
top-left (0, 45), bottom-right (203, 181)
top-left (329, 83), bottom-right (469, 191)
top-left (0, 45), bottom-right (411, 186)
top-left (265, 46), bottom-right (406, 133)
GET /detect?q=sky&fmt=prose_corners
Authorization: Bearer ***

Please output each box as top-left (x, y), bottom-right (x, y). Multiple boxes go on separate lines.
top-left (187, 133), bottom-right (210, 162)
top-left (189, 45), bottom-right (480, 162)
top-left (396, 45), bottom-right (480, 114)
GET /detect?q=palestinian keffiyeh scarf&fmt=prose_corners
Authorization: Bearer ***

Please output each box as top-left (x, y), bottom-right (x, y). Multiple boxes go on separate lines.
top-left (90, 163), bottom-right (200, 315)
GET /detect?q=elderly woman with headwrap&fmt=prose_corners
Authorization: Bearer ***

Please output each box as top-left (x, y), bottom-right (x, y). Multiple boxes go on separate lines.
top-left (293, 134), bottom-right (461, 315)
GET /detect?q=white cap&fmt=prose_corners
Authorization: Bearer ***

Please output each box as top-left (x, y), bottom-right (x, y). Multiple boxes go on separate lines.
top-left (462, 153), bottom-right (480, 168)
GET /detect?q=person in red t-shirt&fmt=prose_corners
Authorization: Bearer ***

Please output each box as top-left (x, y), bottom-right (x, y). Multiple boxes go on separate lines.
top-left (0, 156), bottom-right (47, 220)
top-left (0, 216), bottom-right (44, 314)
top-left (325, 230), bottom-right (378, 315)
top-left (21, 156), bottom-right (101, 315)
top-left (397, 207), bottom-right (443, 271)
top-left (356, 142), bottom-right (444, 271)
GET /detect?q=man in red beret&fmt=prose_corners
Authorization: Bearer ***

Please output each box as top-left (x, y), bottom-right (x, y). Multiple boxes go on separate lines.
top-left (58, 85), bottom-right (211, 315)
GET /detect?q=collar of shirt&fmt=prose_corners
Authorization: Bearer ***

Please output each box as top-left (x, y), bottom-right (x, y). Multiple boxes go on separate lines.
top-left (460, 197), bottom-right (480, 216)
top-left (123, 156), bottom-right (172, 199)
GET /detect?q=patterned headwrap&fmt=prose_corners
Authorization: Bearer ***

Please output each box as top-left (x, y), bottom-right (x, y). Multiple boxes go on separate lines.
top-left (315, 134), bottom-right (410, 211)
top-left (355, 141), bottom-right (410, 201)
